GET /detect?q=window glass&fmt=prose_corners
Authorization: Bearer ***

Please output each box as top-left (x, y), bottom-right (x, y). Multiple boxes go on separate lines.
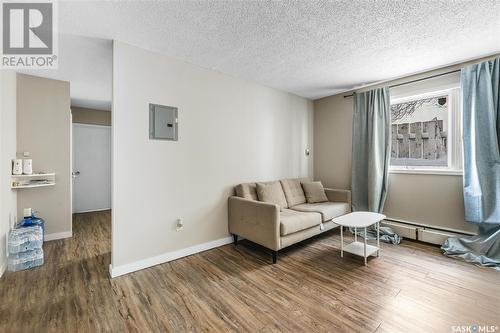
top-left (390, 94), bottom-right (449, 168)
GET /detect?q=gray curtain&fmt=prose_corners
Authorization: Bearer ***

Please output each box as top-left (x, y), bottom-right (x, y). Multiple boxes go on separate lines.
top-left (351, 87), bottom-right (401, 244)
top-left (442, 57), bottom-right (500, 269)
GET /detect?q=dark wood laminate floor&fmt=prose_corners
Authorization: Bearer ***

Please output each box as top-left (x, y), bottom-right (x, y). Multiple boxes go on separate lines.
top-left (0, 210), bottom-right (499, 333)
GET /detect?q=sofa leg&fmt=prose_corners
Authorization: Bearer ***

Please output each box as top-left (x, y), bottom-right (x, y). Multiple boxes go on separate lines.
top-left (233, 234), bottom-right (238, 245)
top-left (272, 251), bottom-right (278, 264)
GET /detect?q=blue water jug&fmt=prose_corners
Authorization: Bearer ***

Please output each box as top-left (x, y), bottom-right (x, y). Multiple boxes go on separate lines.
top-left (18, 212), bottom-right (45, 241)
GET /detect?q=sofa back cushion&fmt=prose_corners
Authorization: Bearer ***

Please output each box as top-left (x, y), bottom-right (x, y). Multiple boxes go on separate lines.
top-left (235, 182), bottom-right (258, 201)
top-left (302, 181), bottom-right (328, 203)
top-left (256, 181), bottom-right (288, 209)
top-left (280, 178), bottom-right (307, 207)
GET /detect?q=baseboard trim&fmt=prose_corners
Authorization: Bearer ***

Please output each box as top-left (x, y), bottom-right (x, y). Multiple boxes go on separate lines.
top-left (385, 217), bottom-right (476, 236)
top-left (73, 208), bottom-right (111, 214)
top-left (109, 236), bottom-right (234, 278)
top-left (0, 259), bottom-right (6, 278)
top-left (45, 231), bottom-right (73, 241)
top-left (418, 228), bottom-right (463, 246)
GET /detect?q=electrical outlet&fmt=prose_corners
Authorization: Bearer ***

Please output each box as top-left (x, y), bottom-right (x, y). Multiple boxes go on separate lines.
top-left (176, 218), bottom-right (183, 232)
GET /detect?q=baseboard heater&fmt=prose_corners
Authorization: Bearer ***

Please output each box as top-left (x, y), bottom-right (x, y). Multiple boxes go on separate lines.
top-left (381, 219), bottom-right (474, 246)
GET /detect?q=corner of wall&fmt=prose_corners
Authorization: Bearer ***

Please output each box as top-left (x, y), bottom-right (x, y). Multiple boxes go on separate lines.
top-left (111, 42), bottom-right (314, 275)
top-left (0, 70), bottom-right (18, 278)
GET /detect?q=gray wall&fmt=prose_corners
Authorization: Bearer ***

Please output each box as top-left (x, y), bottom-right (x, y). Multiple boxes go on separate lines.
top-left (72, 106), bottom-right (111, 126)
top-left (313, 55), bottom-right (499, 234)
top-left (16, 74), bottom-right (72, 237)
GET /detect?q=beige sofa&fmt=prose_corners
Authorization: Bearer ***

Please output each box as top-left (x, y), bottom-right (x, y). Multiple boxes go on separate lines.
top-left (228, 178), bottom-right (351, 263)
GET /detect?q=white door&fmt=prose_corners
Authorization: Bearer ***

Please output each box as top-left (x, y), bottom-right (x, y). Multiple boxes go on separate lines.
top-left (72, 124), bottom-right (111, 213)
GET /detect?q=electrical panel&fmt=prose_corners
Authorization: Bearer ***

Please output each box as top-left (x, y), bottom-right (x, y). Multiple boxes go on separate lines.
top-left (149, 104), bottom-right (178, 141)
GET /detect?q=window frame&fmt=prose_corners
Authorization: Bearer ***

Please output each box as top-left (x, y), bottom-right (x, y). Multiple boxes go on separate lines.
top-left (388, 88), bottom-right (462, 176)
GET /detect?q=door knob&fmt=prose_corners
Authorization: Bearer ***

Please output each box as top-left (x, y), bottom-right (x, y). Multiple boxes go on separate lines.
top-left (72, 171), bottom-right (80, 178)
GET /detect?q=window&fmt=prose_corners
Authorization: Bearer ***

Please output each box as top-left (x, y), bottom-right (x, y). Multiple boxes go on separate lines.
top-left (389, 88), bottom-right (462, 174)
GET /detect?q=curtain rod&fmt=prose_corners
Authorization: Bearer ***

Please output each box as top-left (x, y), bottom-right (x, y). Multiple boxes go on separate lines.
top-left (343, 69), bottom-right (461, 98)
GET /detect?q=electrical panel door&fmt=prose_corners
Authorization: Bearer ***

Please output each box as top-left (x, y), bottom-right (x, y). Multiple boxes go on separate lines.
top-left (149, 104), bottom-right (178, 141)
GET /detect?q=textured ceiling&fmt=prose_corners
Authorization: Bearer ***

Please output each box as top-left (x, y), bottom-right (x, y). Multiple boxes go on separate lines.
top-left (33, 0), bottom-right (500, 107)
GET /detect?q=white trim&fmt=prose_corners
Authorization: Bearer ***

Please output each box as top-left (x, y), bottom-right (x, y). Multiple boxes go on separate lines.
top-left (389, 168), bottom-right (462, 176)
top-left (45, 231), bottom-right (73, 241)
top-left (0, 259), bottom-right (6, 278)
top-left (70, 112), bottom-right (73, 232)
top-left (111, 39), bottom-right (116, 272)
top-left (72, 123), bottom-right (111, 129)
top-left (109, 236), bottom-right (233, 278)
top-left (73, 208), bottom-right (111, 214)
top-left (385, 217), bottom-right (476, 236)
top-left (418, 228), bottom-right (464, 246)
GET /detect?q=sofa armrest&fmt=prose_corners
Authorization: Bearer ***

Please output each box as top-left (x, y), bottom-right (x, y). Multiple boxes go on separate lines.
top-left (324, 188), bottom-right (351, 206)
top-left (228, 196), bottom-right (280, 251)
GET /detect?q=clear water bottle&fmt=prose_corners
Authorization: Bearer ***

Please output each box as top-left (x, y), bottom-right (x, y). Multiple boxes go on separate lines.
top-left (8, 248), bottom-right (44, 272)
top-left (8, 226), bottom-right (43, 253)
top-left (18, 208), bottom-right (45, 241)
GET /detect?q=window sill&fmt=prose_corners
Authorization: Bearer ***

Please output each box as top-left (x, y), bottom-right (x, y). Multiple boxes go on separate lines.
top-left (389, 168), bottom-right (463, 176)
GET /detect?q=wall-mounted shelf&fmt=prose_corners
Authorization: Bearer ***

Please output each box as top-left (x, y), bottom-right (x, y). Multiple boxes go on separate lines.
top-left (11, 173), bottom-right (55, 178)
top-left (12, 183), bottom-right (56, 189)
top-left (11, 173), bottom-right (56, 189)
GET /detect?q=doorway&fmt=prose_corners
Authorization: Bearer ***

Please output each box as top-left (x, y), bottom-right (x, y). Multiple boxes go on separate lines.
top-left (72, 123), bottom-right (111, 213)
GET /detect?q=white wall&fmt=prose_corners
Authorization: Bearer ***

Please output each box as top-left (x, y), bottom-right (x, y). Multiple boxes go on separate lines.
top-left (112, 41), bottom-right (313, 274)
top-left (0, 70), bottom-right (18, 276)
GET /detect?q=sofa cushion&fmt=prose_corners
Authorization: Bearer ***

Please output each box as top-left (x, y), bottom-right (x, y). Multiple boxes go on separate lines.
top-left (301, 181), bottom-right (328, 203)
top-left (280, 178), bottom-right (307, 207)
top-left (280, 209), bottom-right (321, 236)
top-left (235, 182), bottom-right (258, 201)
top-left (256, 181), bottom-right (288, 209)
top-left (291, 202), bottom-right (351, 222)
top-left (281, 220), bottom-right (338, 249)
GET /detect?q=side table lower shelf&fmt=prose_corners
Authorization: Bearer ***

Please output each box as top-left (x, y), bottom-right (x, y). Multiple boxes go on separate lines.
top-left (340, 223), bottom-right (380, 266)
top-left (343, 241), bottom-right (379, 257)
